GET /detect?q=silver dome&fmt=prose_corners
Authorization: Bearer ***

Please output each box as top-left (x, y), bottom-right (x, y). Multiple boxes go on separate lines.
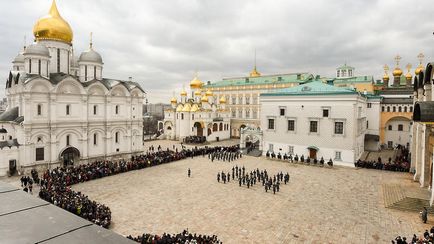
top-left (24, 42), bottom-right (50, 57)
top-left (12, 53), bottom-right (25, 63)
top-left (79, 49), bottom-right (103, 63)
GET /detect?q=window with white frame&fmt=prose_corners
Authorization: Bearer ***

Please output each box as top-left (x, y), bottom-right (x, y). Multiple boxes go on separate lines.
top-left (367, 103), bottom-right (372, 108)
top-left (268, 119), bottom-right (275, 130)
top-left (288, 120), bottom-right (295, 131)
top-left (253, 110), bottom-right (258, 119)
top-left (309, 121), bottom-right (318, 133)
top-left (280, 108), bottom-right (286, 116)
top-left (231, 110), bottom-right (236, 118)
top-left (245, 96), bottom-right (250, 105)
top-left (37, 104), bottom-right (42, 116)
top-left (334, 122), bottom-right (344, 134)
top-left (335, 151), bottom-right (342, 161)
top-left (245, 109), bottom-right (250, 118)
top-left (238, 110), bottom-right (243, 118)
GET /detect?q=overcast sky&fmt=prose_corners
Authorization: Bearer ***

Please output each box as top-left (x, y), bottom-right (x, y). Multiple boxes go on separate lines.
top-left (0, 0), bottom-right (433, 103)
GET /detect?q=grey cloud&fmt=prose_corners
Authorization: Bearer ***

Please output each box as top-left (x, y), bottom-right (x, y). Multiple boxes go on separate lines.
top-left (0, 0), bottom-right (433, 103)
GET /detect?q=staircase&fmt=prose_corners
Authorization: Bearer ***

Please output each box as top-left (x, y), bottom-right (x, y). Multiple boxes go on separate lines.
top-left (383, 184), bottom-right (434, 214)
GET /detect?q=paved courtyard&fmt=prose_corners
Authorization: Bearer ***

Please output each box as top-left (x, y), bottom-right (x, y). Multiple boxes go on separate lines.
top-left (70, 140), bottom-right (430, 243)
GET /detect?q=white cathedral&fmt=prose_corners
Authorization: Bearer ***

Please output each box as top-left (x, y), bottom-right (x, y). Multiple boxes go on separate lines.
top-left (0, 0), bottom-right (145, 176)
top-left (161, 76), bottom-right (231, 142)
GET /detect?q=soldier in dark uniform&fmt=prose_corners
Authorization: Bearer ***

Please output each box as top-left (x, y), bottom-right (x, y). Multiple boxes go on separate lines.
top-left (217, 173), bottom-right (220, 183)
top-left (188, 168), bottom-right (191, 177)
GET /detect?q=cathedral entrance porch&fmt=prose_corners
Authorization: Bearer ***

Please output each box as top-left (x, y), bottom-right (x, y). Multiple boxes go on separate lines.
top-left (60, 147), bottom-right (80, 167)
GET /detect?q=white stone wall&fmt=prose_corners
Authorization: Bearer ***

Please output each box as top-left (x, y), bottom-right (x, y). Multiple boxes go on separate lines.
top-left (384, 118), bottom-right (412, 147)
top-left (260, 94), bottom-right (366, 166)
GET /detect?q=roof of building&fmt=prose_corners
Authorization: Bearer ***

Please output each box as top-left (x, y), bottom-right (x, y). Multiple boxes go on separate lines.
top-left (204, 73), bottom-right (314, 88)
top-left (0, 181), bottom-right (134, 244)
top-left (0, 107), bottom-right (19, 122)
top-left (261, 80), bottom-right (358, 96)
top-left (414, 101), bottom-right (434, 123)
top-left (331, 75), bottom-right (374, 84)
top-left (0, 139), bottom-right (20, 149)
top-left (382, 97), bottom-right (413, 105)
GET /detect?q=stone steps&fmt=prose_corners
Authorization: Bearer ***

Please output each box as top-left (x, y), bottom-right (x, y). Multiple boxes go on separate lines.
top-left (383, 184), bottom-right (434, 213)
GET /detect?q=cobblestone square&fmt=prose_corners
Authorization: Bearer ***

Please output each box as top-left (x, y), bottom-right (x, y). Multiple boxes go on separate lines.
top-left (70, 140), bottom-right (429, 243)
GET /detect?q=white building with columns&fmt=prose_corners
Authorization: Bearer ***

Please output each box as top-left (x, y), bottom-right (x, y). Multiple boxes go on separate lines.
top-left (161, 76), bottom-right (231, 142)
top-left (260, 81), bottom-right (367, 166)
top-left (0, 0), bottom-right (145, 176)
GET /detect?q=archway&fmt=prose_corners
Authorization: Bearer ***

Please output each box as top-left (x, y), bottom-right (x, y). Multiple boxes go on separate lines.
top-left (240, 126), bottom-right (263, 153)
top-left (60, 147), bottom-right (80, 167)
top-left (194, 122), bottom-right (203, 137)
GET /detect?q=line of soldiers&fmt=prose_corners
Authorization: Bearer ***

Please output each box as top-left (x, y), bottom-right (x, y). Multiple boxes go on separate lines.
top-left (266, 152), bottom-right (334, 167)
top-left (217, 165), bottom-right (290, 194)
top-left (209, 149), bottom-right (242, 162)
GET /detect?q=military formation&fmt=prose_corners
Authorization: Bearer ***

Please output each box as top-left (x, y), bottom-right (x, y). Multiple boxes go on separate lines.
top-left (217, 165), bottom-right (290, 195)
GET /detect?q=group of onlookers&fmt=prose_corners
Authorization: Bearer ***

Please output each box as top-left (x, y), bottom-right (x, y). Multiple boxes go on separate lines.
top-left (126, 229), bottom-right (221, 244)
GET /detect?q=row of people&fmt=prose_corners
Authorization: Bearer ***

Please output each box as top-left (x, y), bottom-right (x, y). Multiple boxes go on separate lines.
top-left (37, 144), bottom-right (239, 229)
top-left (183, 136), bottom-right (207, 144)
top-left (393, 226), bottom-right (434, 243)
top-left (354, 159), bottom-right (410, 172)
top-left (266, 152), bottom-right (334, 167)
top-left (126, 229), bottom-right (221, 244)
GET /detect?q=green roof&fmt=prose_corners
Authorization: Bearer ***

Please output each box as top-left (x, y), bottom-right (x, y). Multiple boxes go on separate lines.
top-left (332, 75), bottom-right (374, 84)
top-left (261, 80), bottom-right (358, 96)
top-left (204, 73), bottom-right (314, 88)
top-left (337, 64), bottom-right (355, 70)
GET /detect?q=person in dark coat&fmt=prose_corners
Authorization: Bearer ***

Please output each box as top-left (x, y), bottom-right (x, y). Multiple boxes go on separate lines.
top-left (421, 207), bottom-right (428, 223)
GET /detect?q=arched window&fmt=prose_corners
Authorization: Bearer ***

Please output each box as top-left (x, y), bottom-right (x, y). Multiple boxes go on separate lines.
top-left (66, 135), bottom-right (70, 146)
top-left (392, 106), bottom-right (396, 112)
top-left (29, 59), bottom-right (32, 73)
top-left (213, 123), bottom-right (218, 132)
top-left (85, 65), bottom-right (88, 81)
top-left (404, 106), bottom-right (407, 112)
top-left (94, 66), bottom-right (97, 78)
top-left (38, 59), bottom-right (41, 75)
top-left (115, 105), bottom-right (119, 115)
top-left (93, 133), bottom-right (97, 145)
top-left (398, 106), bottom-right (402, 112)
top-left (181, 113), bottom-right (184, 120)
top-left (37, 104), bottom-right (42, 116)
top-left (219, 123), bottom-right (223, 131)
top-left (115, 132), bottom-right (119, 143)
top-left (410, 106), bottom-right (413, 112)
top-left (93, 105), bottom-right (97, 115)
top-left (387, 106), bottom-right (390, 112)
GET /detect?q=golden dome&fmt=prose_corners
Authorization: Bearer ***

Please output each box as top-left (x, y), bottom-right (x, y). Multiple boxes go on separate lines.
top-left (181, 103), bottom-right (191, 112)
top-left (194, 90), bottom-right (201, 96)
top-left (170, 97), bottom-right (177, 104)
top-left (415, 65), bottom-right (423, 75)
top-left (201, 95), bottom-right (208, 103)
top-left (250, 66), bottom-right (261, 77)
top-left (405, 72), bottom-right (412, 80)
top-left (33, 0), bottom-right (73, 44)
top-left (392, 68), bottom-right (402, 76)
top-left (190, 76), bottom-right (203, 89)
top-left (219, 96), bottom-right (226, 104)
top-left (383, 74), bottom-right (390, 80)
top-left (180, 89), bottom-right (187, 96)
top-left (205, 89), bottom-right (213, 96)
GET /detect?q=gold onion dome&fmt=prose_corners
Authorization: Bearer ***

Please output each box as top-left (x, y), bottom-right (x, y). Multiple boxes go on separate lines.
top-left (201, 95), bottom-right (208, 103)
top-left (170, 97), bottom-right (177, 104)
top-left (180, 89), bottom-right (187, 96)
top-left (250, 66), bottom-right (261, 77)
top-left (405, 72), bottom-right (412, 80)
top-left (194, 90), bottom-right (201, 96)
top-left (383, 74), bottom-right (390, 80)
top-left (415, 65), bottom-right (423, 75)
top-left (219, 96), bottom-right (226, 104)
top-left (392, 68), bottom-right (402, 76)
top-left (33, 0), bottom-right (73, 44)
top-left (205, 89), bottom-right (213, 96)
top-left (190, 76), bottom-right (203, 89)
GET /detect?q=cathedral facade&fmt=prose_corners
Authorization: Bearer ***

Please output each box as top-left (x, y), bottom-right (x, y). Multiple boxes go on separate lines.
top-left (0, 1), bottom-right (145, 176)
top-left (161, 76), bottom-right (231, 142)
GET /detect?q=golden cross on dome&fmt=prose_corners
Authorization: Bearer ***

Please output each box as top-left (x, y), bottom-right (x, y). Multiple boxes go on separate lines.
top-left (406, 63), bottom-right (412, 72)
top-left (383, 64), bottom-right (389, 73)
top-left (394, 55), bottom-right (401, 67)
top-left (417, 53), bottom-right (425, 64)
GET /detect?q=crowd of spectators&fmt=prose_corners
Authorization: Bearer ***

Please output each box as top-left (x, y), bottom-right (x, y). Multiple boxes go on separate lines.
top-left (266, 152), bottom-right (334, 167)
top-left (355, 145), bottom-right (410, 172)
top-left (126, 229), bottom-right (221, 244)
top-left (37, 144), bottom-right (240, 229)
top-left (393, 226), bottom-right (434, 243)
